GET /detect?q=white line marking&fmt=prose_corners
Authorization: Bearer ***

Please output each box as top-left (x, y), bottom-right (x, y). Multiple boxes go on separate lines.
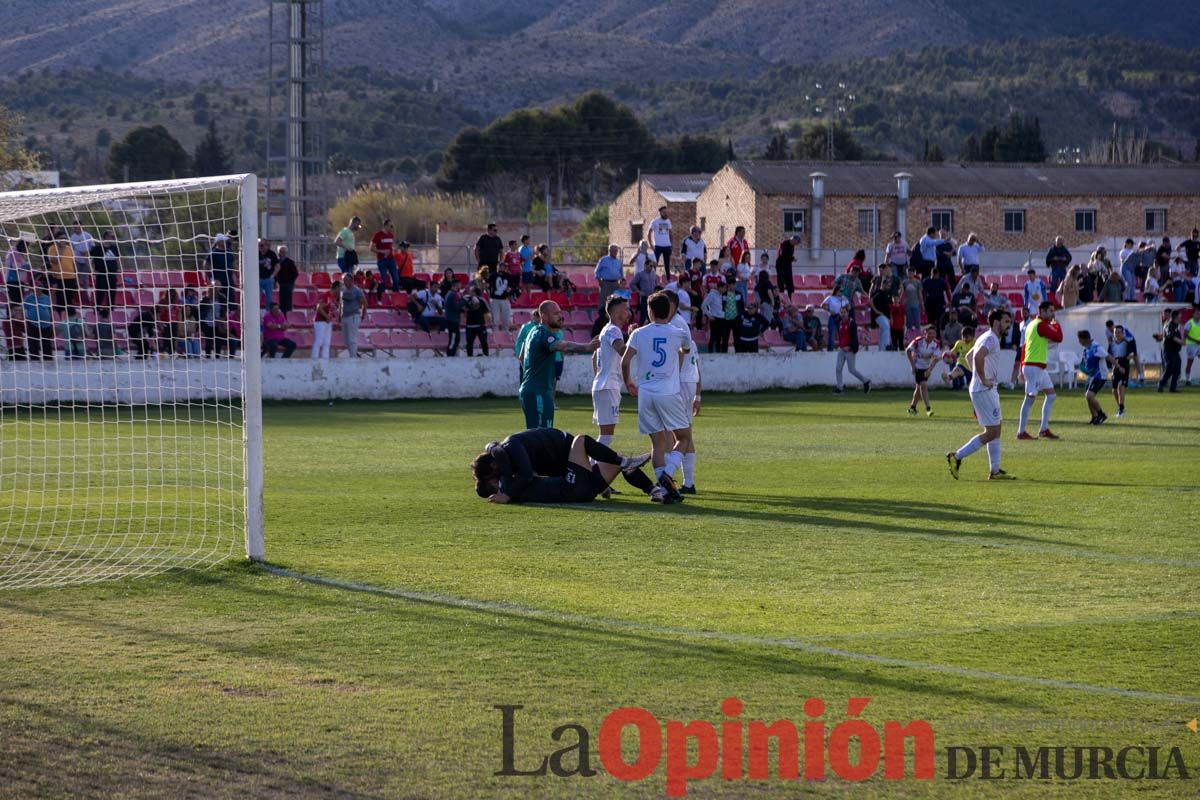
top-left (260, 563), bottom-right (1200, 706)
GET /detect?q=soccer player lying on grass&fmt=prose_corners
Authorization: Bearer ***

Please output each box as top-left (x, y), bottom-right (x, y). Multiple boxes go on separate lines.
top-left (472, 428), bottom-right (664, 505)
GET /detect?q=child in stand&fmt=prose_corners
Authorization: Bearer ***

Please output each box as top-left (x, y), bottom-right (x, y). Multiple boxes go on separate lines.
top-left (889, 292), bottom-right (906, 352)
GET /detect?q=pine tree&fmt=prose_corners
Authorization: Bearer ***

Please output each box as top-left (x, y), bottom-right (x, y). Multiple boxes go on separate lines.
top-left (193, 119), bottom-right (231, 176)
top-left (763, 132), bottom-right (790, 160)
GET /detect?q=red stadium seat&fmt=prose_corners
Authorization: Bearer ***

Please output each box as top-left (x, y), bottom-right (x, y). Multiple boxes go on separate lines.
top-left (183, 270), bottom-right (205, 287)
top-left (291, 289), bottom-right (315, 309)
top-left (286, 311), bottom-right (312, 328)
top-left (311, 272), bottom-right (332, 290)
top-left (295, 272), bottom-right (313, 289)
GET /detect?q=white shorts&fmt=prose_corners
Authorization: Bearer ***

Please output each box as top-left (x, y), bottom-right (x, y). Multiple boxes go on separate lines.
top-left (970, 388), bottom-right (1003, 427)
top-left (678, 381), bottom-right (698, 423)
top-left (637, 391), bottom-right (690, 435)
top-left (1022, 364), bottom-right (1054, 395)
top-left (1187, 343), bottom-right (1200, 359)
top-left (591, 385), bottom-right (621, 426)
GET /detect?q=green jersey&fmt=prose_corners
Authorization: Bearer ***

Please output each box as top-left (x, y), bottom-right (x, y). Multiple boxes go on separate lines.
top-left (515, 320), bottom-right (538, 357)
top-left (336, 226), bottom-right (356, 257)
top-left (520, 324), bottom-right (558, 394)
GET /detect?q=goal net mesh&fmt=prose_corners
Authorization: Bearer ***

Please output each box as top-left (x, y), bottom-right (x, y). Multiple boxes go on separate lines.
top-left (0, 176), bottom-right (259, 589)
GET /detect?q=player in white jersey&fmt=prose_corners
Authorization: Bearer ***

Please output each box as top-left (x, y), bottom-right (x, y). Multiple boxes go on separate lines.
top-left (947, 308), bottom-right (1014, 481)
top-left (591, 295), bottom-right (631, 444)
top-left (621, 290), bottom-right (692, 501)
top-left (665, 292), bottom-right (702, 494)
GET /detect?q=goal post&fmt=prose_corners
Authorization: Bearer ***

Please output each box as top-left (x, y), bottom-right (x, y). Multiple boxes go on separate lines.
top-left (0, 174), bottom-right (264, 589)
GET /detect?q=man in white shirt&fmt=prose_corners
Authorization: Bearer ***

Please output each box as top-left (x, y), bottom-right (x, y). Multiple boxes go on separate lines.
top-left (591, 296), bottom-right (631, 445)
top-left (621, 291), bottom-right (691, 501)
top-left (680, 225), bottom-right (705, 267)
top-left (648, 206), bottom-right (674, 278)
top-left (918, 227), bottom-right (943, 268)
top-left (957, 233), bottom-right (984, 274)
top-left (665, 292), bottom-right (702, 494)
top-left (947, 308), bottom-right (1014, 481)
top-left (820, 293), bottom-right (847, 350)
top-left (885, 232), bottom-right (909, 269)
top-left (69, 221), bottom-right (95, 284)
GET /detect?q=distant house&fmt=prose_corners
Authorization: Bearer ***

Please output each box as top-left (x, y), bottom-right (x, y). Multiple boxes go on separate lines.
top-left (695, 161), bottom-right (1200, 260)
top-left (608, 173), bottom-right (712, 250)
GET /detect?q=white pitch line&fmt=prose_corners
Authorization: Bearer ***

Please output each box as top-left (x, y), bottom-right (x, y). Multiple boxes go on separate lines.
top-left (259, 563), bottom-right (1200, 706)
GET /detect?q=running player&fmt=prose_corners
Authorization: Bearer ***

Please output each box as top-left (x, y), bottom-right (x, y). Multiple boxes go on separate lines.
top-left (591, 296), bottom-right (631, 446)
top-left (518, 300), bottom-right (598, 429)
top-left (1107, 324), bottom-right (1134, 418)
top-left (947, 309), bottom-right (1014, 481)
top-left (472, 428), bottom-right (662, 504)
top-left (621, 291), bottom-right (692, 501)
top-left (905, 323), bottom-right (940, 416)
top-left (1077, 330), bottom-right (1112, 425)
top-left (941, 326), bottom-right (977, 390)
top-left (1015, 300), bottom-right (1063, 440)
top-left (665, 291), bottom-right (702, 494)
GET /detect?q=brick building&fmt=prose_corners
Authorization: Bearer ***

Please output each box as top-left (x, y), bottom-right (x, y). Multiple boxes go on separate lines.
top-left (607, 173), bottom-right (712, 250)
top-left (693, 161), bottom-right (1200, 266)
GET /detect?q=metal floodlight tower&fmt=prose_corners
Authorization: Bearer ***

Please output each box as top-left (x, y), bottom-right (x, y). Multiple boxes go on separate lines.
top-left (266, 0), bottom-right (328, 264)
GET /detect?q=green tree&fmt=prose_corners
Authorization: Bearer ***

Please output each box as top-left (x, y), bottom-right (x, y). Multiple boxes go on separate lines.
top-left (106, 125), bottom-right (191, 181)
top-left (763, 132), bottom-right (790, 160)
top-left (193, 119), bottom-right (231, 176)
top-left (0, 105), bottom-right (40, 171)
top-left (574, 204), bottom-right (610, 262)
top-left (793, 123), bottom-right (863, 161)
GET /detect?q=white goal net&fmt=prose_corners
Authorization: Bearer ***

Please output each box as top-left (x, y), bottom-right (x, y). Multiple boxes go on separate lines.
top-left (0, 175), bottom-right (263, 589)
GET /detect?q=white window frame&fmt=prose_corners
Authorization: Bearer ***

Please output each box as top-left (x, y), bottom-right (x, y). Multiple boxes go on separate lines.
top-left (782, 208), bottom-right (806, 235)
top-left (1003, 209), bottom-right (1025, 234)
top-left (930, 209), bottom-right (954, 234)
top-left (1145, 207), bottom-right (1167, 234)
top-left (856, 208), bottom-right (881, 236)
top-left (1075, 209), bottom-right (1097, 234)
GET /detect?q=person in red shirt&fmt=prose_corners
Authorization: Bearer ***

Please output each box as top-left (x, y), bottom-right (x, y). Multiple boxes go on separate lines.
top-left (726, 226), bottom-right (749, 270)
top-left (1016, 300), bottom-right (1064, 440)
top-left (833, 306), bottom-right (871, 395)
top-left (889, 292), bottom-right (907, 352)
top-left (371, 219), bottom-right (398, 300)
top-left (502, 240), bottom-right (523, 281)
top-left (845, 249), bottom-right (866, 274)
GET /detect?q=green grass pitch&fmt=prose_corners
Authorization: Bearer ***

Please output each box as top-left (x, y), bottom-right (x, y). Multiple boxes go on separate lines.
top-left (2, 388), bottom-right (1198, 798)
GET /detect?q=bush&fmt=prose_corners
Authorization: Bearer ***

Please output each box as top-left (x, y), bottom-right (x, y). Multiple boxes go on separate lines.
top-left (327, 184), bottom-right (487, 246)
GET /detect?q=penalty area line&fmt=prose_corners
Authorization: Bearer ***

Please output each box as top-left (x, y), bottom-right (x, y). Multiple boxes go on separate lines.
top-left (258, 562), bottom-right (1200, 706)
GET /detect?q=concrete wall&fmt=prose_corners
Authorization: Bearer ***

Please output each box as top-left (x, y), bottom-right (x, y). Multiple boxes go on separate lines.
top-left (0, 360), bottom-right (242, 405)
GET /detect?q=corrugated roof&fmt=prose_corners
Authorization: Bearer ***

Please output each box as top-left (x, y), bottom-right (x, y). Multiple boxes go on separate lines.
top-left (725, 161), bottom-right (1200, 197)
top-left (642, 173), bottom-right (713, 194)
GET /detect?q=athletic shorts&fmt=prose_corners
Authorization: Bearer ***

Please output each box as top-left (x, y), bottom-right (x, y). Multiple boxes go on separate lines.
top-left (519, 389), bottom-right (554, 429)
top-left (591, 385), bottom-right (621, 426)
top-left (969, 387), bottom-right (1003, 427)
top-left (1187, 343), bottom-right (1200, 359)
top-left (1086, 376), bottom-right (1107, 394)
top-left (637, 391), bottom-right (689, 435)
top-left (1022, 364), bottom-right (1054, 394)
top-left (563, 462), bottom-right (605, 503)
top-left (1112, 359), bottom-right (1130, 387)
top-left (678, 381), bottom-right (698, 423)
top-left (913, 368), bottom-right (929, 383)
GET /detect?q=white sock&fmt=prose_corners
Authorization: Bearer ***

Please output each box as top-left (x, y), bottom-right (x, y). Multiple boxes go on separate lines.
top-left (955, 434), bottom-right (986, 461)
top-left (682, 453), bottom-right (696, 486)
top-left (1018, 394), bottom-right (1035, 433)
top-left (986, 440), bottom-right (1001, 473)
top-left (1040, 394), bottom-right (1056, 431)
top-left (597, 434), bottom-right (613, 447)
top-left (665, 449), bottom-right (684, 476)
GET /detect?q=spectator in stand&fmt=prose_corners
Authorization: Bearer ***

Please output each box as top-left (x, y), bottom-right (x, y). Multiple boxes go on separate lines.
top-left (371, 219), bottom-right (398, 299)
top-left (257, 238), bottom-right (278, 308)
top-left (956, 233), bottom-right (984, 277)
top-left (88, 307), bottom-right (118, 358)
top-left (612, 277), bottom-right (631, 303)
top-left (312, 280), bottom-right (338, 360)
top-left (888, 293), bottom-right (906, 351)
top-left (733, 250), bottom-right (752, 307)
top-left (1045, 236), bottom-right (1072, 295)
top-left (340, 273), bottom-right (367, 357)
top-left (885, 231), bottom-right (909, 271)
top-left (443, 279), bottom-right (462, 357)
top-left (23, 283), bottom-right (54, 359)
top-left (821, 292), bottom-right (847, 350)
top-left (1022, 268), bottom-right (1049, 316)
top-left (921, 271), bottom-right (949, 337)
top-left (1143, 266), bottom-right (1162, 304)
top-left (901, 266), bottom-right (923, 334)
top-left (646, 206), bottom-right (674, 278)
top-left (127, 304), bottom-right (158, 359)
top-left (224, 302), bottom-right (242, 358)
top-left (934, 231), bottom-right (957, 283)
top-left (275, 245), bottom-right (299, 312)
top-left (491, 270), bottom-right (514, 333)
top-left (629, 253), bottom-right (658, 325)
top-left (393, 240), bottom-right (418, 292)
top-left (732, 299), bottom-right (769, 353)
top-left (1169, 256), bottom-right (1188, 302)
top-left (58, 308), bottom-right (86, 359)
top-left (412, 282), bottom-right (445, 334)
top-left (917, 227), bottom-right (943, 278)
top-left (869, 267), bottom-right (894, 350)
top-left (775, 233), bottom-right (799, 300)
top-left (68, 220), bottom-right (94, 291)
top-left (1138, 240), bottom-right (1156, 288)
top-left (517, 235), bottom-right (534, 285)
top-left (726, 226), bottom-right (749, 273)
top-left (941, 313), bottom-right (964, 360)
top-left (198, 289), bottom-right (217, 357)
top-left (1155, 236), bottom-right (1173, 278)
top-left (594, 243), bottom-right (624, 313)
top-left (1118, 239), bottom-right (1138, 302)
top-left (951, 283), bottom-right (977, 320)
top-left (182, 306), bottom-right (202, 357)
top-left (833, 263), bottom-right (862, 302)
top-left (46, 232), bottom-right (78, 314)
top-left (1158, 308), bottom-right (1184, 392)
top-left (680, 225), bottom-right (706, 276)
top-left (796, 304), bottom-right (819, 351)
top-left (953, 264), bottom-right (984, 299)
top-left (502, 240), bottom-right (523, 285)
top-left (1179, 228), bottom-right (1200, 278)
top-left (3, 302), bottom-right (27, 360)
top-left (5, 238), bottom-right (29, 304)
top-left (844, 249), bottom-right (866, 275)
top-left (89, 231), bottom-right (121, 311)
top-left (1058, 264), bottom-right (1081, 308)
top-left (779, 304), bottom-right (807, 350)
top-left (474, 222), bottom-right (504, 282)
top-left (1099, 269), bottom-right (1125, 303)
top-left (531, 244), bottom-right (557, 290)
top-left (463, 286), bottom-right (491, 357)
top-left (207, 234), bottom-right (236, 305)
top-left (832, 306), bottom-right (870, 395)
top-left (982, 282), bottom-right (1009, 315)
top-left (630, 238), bottom-right (652, 277)
top-left (333, 216), bottom-right (361, 276)
top-left (262, 303), bottom-right (296, 358)
top-left (701, 279), bottom-right (725, 352)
